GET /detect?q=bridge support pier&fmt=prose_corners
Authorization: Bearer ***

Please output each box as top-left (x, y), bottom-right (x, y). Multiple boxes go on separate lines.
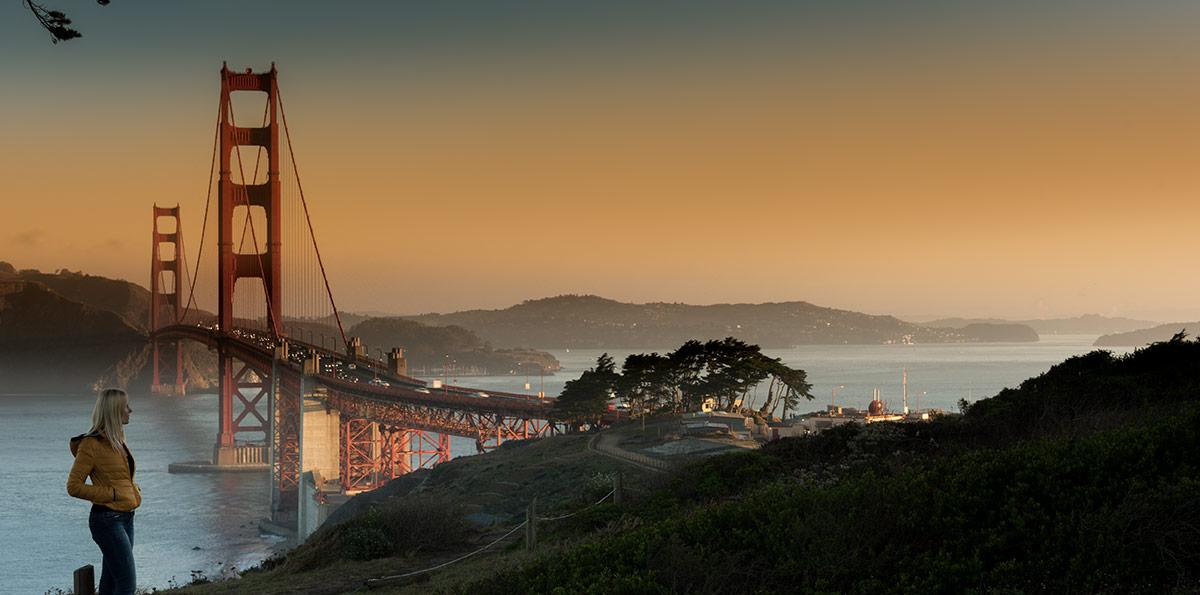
top-left (296, 381), bottom-right (342, 541)
top-left (150, 338), bottom-right (186, 396)
top-left (213, 353), bottom-right (270, 466)
top-left (270, 345), bottom-right (301, 524)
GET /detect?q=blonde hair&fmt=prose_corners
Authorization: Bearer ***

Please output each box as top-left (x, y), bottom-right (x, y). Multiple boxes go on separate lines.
top-left (89, 388), bottom-right (128, 454)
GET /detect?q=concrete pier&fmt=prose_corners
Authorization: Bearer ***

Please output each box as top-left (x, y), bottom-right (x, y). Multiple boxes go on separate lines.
top-left (168, 443), bottom-right (270, 473)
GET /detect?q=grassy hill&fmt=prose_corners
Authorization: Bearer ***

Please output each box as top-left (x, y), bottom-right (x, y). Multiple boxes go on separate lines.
top-left (454, 337), bottom-right (1200, 594)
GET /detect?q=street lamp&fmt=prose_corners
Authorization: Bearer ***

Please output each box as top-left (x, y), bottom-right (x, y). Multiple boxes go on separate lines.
top-left (831, 384), bottom-right (845, 409)
top-left (517, 362), bottom-right (546, 397)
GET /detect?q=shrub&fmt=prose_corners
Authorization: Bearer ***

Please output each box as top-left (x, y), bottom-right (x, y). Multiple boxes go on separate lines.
top-left (283, 496), bottom-right (470, 570)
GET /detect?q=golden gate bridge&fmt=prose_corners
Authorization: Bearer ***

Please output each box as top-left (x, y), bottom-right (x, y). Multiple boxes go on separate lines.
top-left (146, 64), bottom-right (570, 535)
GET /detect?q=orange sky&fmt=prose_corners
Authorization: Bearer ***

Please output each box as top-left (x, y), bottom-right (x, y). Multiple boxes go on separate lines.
top-left (3, 2), bottom-right (1199, 320)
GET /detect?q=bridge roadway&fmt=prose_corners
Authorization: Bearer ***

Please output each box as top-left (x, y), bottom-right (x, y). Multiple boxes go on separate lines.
top-left (154, 323), bottom-right (560, 444)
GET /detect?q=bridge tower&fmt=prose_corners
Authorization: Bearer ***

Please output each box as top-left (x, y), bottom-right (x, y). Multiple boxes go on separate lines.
top-left (150, 205), bottom-right (186, 395)
top-left (214, 63), bottom-right (283, 465)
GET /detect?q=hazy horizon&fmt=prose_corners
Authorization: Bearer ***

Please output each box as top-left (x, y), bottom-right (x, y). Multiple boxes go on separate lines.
top-left (3, 257), bottom-right (1181, 326)
top-left (4, 2), bottom-right (1200, 321)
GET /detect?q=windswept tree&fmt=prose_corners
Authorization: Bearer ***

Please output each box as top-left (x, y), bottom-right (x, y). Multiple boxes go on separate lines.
top-left (755, 359), bottom-right (813, 420)
top-left (667, 339), bottom-right (709, 411)
top-left (552, 353), bottom-right (618, 427)
top-left (691, 337), bottom-right (773, 411)
top-left (615, 338), bottom-right (814, 419)
top-left (616, 352), bottom-right (673, 417)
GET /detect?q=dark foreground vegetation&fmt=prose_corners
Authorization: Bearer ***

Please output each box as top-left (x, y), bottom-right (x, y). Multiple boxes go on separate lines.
top-left (457, 336), bottom-right (1200, 594)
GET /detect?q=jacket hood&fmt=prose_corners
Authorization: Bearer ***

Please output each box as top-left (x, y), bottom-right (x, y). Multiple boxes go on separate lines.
top-left (70, 432), bottom-right (102, 456)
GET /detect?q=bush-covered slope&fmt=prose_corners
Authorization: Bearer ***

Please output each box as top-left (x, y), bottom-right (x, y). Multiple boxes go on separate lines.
top-left (455, 338), bottom-right (1200, 594)
top-left (469, 412), bottom-right (1199, 594)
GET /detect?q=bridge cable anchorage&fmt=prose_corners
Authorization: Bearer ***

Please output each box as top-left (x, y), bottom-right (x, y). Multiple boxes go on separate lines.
top-left (180, 97), bottom-right (222, 322)
top-left (276, 83), bottom-right (348, 347)
top-left (363, 488), bottom-right (617, 588)
top-left (225, 71), bottom-right (281, 340)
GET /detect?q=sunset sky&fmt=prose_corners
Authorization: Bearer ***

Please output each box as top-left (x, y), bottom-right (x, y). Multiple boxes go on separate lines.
top-left (3, 1), bottom-right (1200, 321)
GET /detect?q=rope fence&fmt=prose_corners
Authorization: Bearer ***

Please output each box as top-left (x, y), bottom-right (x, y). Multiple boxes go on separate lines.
top-left (363, 483), bottom-right (621, 589)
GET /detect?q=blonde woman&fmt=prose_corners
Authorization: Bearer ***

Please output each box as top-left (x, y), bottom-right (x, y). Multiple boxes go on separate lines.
top-left (67, 388), bottom-right (141, 595)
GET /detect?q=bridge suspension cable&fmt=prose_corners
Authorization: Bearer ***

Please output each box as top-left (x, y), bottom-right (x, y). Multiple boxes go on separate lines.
top-left (180, 99), bottom-right (222, 323)
top-left (277, 82), bottom-right (348, 347)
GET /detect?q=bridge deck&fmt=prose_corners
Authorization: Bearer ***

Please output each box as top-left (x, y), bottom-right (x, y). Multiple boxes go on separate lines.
top-left (153, 324), bottom-right (557, 419)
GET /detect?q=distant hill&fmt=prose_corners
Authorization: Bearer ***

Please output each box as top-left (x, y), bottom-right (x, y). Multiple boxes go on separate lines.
top-left (1094, 323), bottom-right (1200, 347)
top-left (957, 323), bottom-right (1039, 343)
top-left (0, 278), bottom-right (147, 392)
top-left (402, 295), bottom-right (1039, 349)
top-left (0, 281), bottom-right (143, 347)
top-left (348, 318), bottom-right (559, 374)
top-left (1, 263), bottom-right (152, 331)
top-left (0, 264), bottom-right (219, 392)
top-left (920, 314), bottom-right (1156, 336)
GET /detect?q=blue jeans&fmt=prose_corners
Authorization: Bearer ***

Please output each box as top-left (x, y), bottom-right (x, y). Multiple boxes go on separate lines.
top-left (88, 507), bottom-right (136, 595)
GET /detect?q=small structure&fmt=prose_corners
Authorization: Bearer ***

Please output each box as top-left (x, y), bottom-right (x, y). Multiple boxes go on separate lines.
top-left (681, 410), bottom-right (753, 440)
top-left (864, 388), bottom-right (905, 423)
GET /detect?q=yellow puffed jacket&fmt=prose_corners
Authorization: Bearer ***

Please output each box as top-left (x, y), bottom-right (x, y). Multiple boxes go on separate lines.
top-left (67, 433), bottom-right (142, 512)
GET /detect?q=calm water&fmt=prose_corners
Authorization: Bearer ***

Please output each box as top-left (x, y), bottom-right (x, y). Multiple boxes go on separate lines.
top-left (465, 335), bottom-right (1131, 414)
top-left (3, 335), bottom-right (1125, 593)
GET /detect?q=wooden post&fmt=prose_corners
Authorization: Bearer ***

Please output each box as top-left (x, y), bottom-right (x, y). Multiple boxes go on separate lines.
top-left (525, 497), bottom-right (538, 551)
top-left (73, 565), bottom-right (95, 595)
top-left (613, 472), bottom-right (624, 506)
